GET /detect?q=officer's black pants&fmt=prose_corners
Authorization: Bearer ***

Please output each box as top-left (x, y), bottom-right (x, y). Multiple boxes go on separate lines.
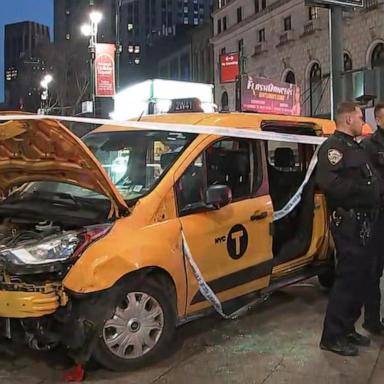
top-left (364, 215), bottom-right (384, 327)
top-left (322, 218), bottom-right (373, 342)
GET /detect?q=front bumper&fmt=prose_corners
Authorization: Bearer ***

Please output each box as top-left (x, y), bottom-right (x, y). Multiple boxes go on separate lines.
top-left (0, 282), bottom-right (67, 318)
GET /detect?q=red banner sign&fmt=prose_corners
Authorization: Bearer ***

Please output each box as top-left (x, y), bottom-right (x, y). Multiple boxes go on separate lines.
top-left (220, 53), bottom-right (240, 83)
top-left (241, 75), bottom-right (301, 116)
top-left (95, 43), bottom-right (116, 97)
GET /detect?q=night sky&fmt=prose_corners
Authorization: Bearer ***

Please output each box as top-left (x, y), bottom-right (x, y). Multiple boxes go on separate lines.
top-left (0, 0), bottom-right (53, 102)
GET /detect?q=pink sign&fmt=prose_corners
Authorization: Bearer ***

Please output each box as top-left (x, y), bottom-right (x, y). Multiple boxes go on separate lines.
top-left (241, 75), bottom-right (301, 116)
top-left (95, 43), bottom-right (116, 97)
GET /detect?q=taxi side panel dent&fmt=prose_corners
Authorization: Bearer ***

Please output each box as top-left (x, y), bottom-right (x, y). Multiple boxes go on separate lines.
top-left (63, 218), bottom-right (188, 317)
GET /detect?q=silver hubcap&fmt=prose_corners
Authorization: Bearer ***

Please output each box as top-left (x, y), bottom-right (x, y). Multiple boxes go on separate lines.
top-left (103, 292), bottom-right (164, 359)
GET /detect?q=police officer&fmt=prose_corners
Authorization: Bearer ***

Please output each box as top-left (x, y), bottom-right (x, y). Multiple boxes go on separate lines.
top-left (317, 101), bottom-right (381, 356)
top-left (361, 103), bottom-right (384, 335)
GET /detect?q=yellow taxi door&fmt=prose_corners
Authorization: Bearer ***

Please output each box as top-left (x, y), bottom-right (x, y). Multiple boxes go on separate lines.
top-left (174, 137), bottom-right (273, 314)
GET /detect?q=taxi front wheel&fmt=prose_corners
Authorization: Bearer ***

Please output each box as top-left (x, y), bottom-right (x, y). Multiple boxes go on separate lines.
top-left (92, 277), bottom-right (176, 371)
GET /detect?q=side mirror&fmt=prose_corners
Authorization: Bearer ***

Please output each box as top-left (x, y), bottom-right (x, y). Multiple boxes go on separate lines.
top-left (206, 185), bottom-right (232, 209)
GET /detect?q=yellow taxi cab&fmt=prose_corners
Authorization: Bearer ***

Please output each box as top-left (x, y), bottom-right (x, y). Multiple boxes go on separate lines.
top-left (0, 111), bottom-right (337, 370)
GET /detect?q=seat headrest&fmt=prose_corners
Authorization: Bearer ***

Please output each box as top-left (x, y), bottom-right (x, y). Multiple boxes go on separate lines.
top-left (274, 147), bottom-right (295, 168)
top-left (224, 151), bottom-right (249, 175)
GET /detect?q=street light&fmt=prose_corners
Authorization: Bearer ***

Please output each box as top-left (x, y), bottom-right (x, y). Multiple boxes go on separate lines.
top-left (40, 74), bottom-right (53, 115)
top-left (81, 11), bottom-right (102, 116)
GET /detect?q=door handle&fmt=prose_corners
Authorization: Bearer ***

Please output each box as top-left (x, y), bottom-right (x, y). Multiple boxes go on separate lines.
top-left (250, 211), bottom-right (268, 221)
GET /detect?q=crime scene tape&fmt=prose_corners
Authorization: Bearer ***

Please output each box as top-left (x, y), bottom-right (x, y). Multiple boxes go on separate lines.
top-left (183, 231), bottom-right (270, 320)
top-left (182, 231), bottom-right (238, 320)
top-left (0, 114), bottom-right (325, 145)
top-left (273, 146), bottom-right (320, 221)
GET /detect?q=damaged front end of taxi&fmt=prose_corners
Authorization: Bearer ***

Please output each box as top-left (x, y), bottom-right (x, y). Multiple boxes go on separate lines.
top-left (0, 218), bottom-right (116, 359)
top-left (0, 116), bottom-right (129, 362)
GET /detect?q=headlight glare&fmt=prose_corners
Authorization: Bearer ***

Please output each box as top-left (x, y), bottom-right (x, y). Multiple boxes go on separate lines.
top-left (3, 232), bottom-right (80, 266)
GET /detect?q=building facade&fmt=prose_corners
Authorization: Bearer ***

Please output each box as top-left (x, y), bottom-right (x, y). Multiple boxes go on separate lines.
top-left (211, 0), bottom-right (384, 117)
top-left (53, 0), bottom-right (213, 113)
top-left (119, 0), bottom-right (213, 85)
top-left (54, 0), bottom-right (115, 43)
top-left (53, 0), bottom-right (116, 116)
top-left (4, 22), bottom-right (50, 111)
top-left (156, 22), bottom-right (214, 85)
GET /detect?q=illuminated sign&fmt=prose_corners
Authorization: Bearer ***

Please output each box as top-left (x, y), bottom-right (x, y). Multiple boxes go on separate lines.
top-left (95, 43), bottom-right (116, 97)
top-left (220, 53), bottom-right (240, 83)
top-left (241, 76), bottom-right (301, 116)
top-left (168, 98), bottom-right (204, 113)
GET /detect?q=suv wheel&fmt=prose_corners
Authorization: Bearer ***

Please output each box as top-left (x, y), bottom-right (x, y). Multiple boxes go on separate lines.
top-left (93, 278), bottom-right (176, 371)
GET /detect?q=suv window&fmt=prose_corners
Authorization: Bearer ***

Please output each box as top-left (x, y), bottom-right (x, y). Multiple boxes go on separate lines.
top-left (176, 139), bottom-right (258, 214)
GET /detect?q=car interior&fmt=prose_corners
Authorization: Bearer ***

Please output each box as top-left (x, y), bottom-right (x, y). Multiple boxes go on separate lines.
top-left (176, 139), bottom-right (252, 213)
top-left (263, 124), bottom-right (318, 265)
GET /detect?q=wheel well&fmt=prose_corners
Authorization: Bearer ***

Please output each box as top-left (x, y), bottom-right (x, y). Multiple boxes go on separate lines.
top-left (115, 267), bottom-right (178, 310)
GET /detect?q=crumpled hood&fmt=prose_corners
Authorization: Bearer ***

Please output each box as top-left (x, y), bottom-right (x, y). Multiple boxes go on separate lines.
top-left (0, 117), bottom-right (128, 218)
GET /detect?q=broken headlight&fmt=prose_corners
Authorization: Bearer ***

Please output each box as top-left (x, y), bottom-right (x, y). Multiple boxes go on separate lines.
top-left (1, 232), bottom-right (80, 266)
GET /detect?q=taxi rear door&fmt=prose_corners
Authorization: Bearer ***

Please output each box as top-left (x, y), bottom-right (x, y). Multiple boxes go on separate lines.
top-left (174, 136), bottom-right (273, 314)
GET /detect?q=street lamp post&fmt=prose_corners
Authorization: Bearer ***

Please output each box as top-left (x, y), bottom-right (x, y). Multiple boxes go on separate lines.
top-left (81, 11), bottom-right (102, 117)
top-left (115, 0), bottom-right (122, 93)
top-left (40, 74), bottom-right (53, 115)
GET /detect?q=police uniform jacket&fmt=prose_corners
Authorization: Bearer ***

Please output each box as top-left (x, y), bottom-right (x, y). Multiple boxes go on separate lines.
top-left (316, 131), bottom-right (381, 212)
top-left (362, 128), bottom-right (384, 180)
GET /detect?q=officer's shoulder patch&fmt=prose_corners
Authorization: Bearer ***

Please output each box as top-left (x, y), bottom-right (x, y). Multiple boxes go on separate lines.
top-left (327, 148), bottom-right (343, 165)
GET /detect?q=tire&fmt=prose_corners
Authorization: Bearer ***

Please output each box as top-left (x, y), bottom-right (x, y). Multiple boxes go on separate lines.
top-left (92, 277), bottom-right (176, 371)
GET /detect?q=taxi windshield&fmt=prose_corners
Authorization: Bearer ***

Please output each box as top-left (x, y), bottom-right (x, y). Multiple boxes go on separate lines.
top-left (81, 129), bottom-right (197, 201)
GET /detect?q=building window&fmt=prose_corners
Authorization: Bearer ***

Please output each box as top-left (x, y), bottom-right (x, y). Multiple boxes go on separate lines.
top-left (309, 63), bottom-right (322, 116)
top-left (220, 47), bottom-right (226, 54)
top-left (217, 19), bottom-right (222, 33)
top-left (285, 70), bottom-right (295, 84)
top-left (371, 43), bottom-right (384, 68)
top-left (184, 17), bottom-right (189, 24)
top-left (223, 16), bottom-right (227, 30)
top-left (344, 53), bottom-right (352, 72)
top-left (258, 28), bottom-right (265, 42)
top-left (237, 7), bottom-right (243, 23)
top-left (308, 7), bottom-right (319, 20)
top-left (261, 0), bottom-right (266, 9)
top-left (194, 17), bottom-right (199, 25)
top-left (255, 0), bottom-right (259, 13)
top-left (284, 16), bottom-right (292, 31)
top-left (221, 91), bottom-right (229, 111)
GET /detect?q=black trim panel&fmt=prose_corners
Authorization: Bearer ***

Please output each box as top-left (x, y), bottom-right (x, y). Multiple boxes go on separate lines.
top-left (190, 259), bottom-right (273, 305)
